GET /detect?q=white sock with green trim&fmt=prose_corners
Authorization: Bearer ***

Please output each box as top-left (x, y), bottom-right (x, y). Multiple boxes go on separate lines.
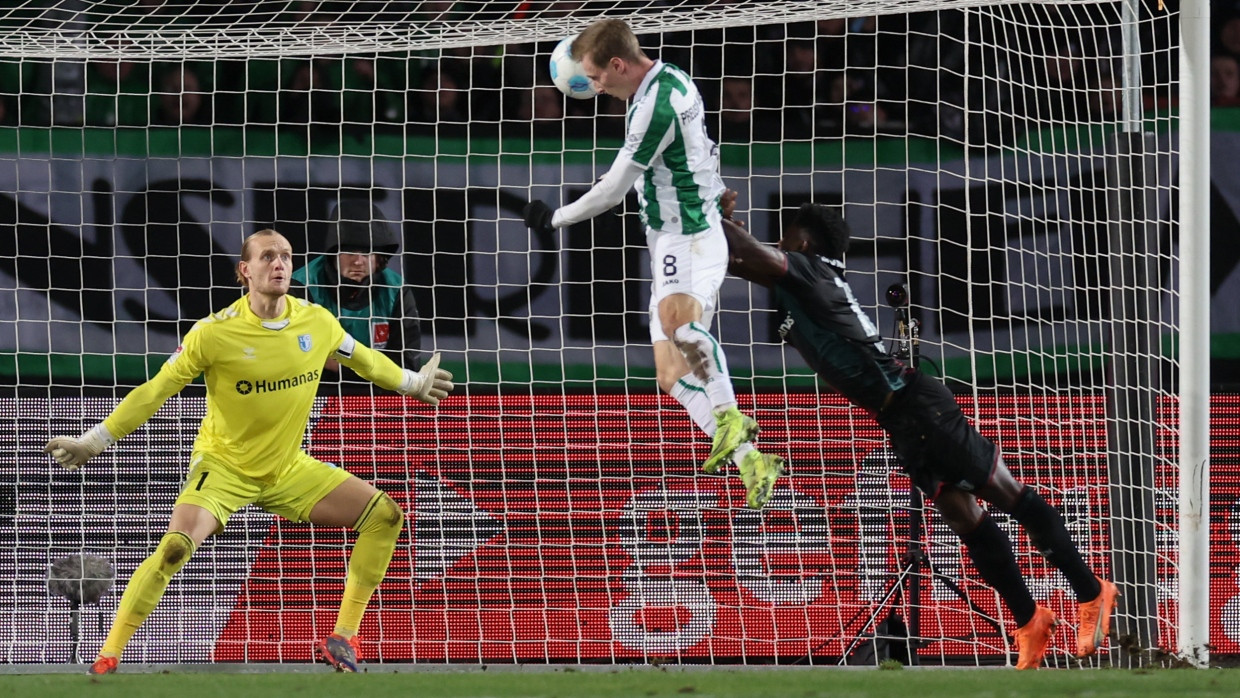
top-left (672, 322), bottom-right (737, 410)
top-left (670, 374), bottom-right (716, 437)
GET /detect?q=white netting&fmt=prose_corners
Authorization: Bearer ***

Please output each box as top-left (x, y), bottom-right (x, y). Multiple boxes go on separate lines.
top-left (1, 0), bottom-right (1110, 58)
top-left (0, 0), bottom-right (1204, 667)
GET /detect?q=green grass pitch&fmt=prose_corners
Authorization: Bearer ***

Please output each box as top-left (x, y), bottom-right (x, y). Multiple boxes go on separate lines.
top-left (7, 667), bottom-right (1240, 698)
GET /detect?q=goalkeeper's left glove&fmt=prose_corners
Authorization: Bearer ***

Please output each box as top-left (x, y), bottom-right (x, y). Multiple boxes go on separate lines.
top-left (522, 201), bottom-right (556, 234)
top-left (397, 351), bottom-right (455, 406)
top-left (45, 424), bottom-right (117, 470)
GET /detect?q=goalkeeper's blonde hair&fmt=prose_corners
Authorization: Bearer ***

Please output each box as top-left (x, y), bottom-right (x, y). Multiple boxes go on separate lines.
top-left (235, 228), bottom-right (282, 288)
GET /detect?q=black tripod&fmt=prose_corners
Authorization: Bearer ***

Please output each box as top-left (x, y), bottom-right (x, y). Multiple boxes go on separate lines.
top-left (840, 284), bottom-right (1003, 665)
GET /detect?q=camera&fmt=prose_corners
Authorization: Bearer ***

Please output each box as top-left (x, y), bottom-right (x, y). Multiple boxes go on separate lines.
top-left (886, 283), bottom-right (918, 362)
top-left (885, 283), bottom-right (909, 308)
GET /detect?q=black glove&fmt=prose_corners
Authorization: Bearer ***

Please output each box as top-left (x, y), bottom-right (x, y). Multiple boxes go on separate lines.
top-left (523, 201), bottom-right (555, 233)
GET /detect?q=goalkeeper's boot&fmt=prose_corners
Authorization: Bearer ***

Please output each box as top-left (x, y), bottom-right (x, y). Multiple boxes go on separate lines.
top-left (315, 633), bottom-right (362, 672)
top-left (1076, 576), bottom-right (1119, 658)
top-left (703, 407), bottom-right (759, 474)
top-left (88, 655), bottom-right (118, 675)
top-left (738, 449), bottom-right (785, 509)
top-left (1013, 606), bottom-right (1059, 670)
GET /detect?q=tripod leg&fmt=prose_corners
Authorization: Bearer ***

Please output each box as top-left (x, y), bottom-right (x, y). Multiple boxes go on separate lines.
top-left (839, 562), bottom-right (918, 662)
top-left (905, 488), bottom-right (927, 651)
top-left (68, 601), bottom-right (81, 664)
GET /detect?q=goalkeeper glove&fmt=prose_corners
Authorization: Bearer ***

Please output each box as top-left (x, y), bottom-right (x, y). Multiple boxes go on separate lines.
top-left (397, 351), bottom-right (455, 406)
top-left (45, 424), bottom-right (116, 470)
top-left (522, 201), bottom-right (556, 234)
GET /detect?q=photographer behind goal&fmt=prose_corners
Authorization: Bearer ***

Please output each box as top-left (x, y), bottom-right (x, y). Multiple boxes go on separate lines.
top-left (293, 199), bottom-right (423, 378)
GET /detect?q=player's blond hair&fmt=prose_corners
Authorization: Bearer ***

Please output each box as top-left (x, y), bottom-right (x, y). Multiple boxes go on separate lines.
top-left (235, 229), bottom-right (282, 288)
top-left (571, 19), bottom-right (645, 69)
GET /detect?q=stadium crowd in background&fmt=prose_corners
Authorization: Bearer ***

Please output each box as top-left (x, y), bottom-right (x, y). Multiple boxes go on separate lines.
top-left (0, 1), bottom-right (1184, 143)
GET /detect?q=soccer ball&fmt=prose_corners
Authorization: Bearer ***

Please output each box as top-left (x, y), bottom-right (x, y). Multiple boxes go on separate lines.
top-left (549, 36), bottom-right (597, 100)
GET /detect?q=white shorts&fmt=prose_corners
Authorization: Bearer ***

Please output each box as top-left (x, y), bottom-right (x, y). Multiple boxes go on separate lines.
top-left (647, 226), bottom-right (728, 343)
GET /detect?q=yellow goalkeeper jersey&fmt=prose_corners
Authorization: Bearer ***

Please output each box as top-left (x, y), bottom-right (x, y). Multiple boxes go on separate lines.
top-left (102, 294), bottom-right (406, 481)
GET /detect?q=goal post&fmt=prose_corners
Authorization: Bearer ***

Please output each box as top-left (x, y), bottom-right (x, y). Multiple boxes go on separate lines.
top-left (0, 0), bottom-right (1216, 667)
top-left (1176, 0), bottom-right (1210, 669)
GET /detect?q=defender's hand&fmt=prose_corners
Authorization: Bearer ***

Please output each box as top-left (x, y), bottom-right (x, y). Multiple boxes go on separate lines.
top-left (721, 188), bottom-right (745, 227)
top-left (399, 352), bottom-right (455, 406)
top-left (522, 201), bottom-right (556, 234)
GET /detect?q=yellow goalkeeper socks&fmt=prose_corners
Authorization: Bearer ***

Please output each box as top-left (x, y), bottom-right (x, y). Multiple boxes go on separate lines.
top-left (333, 491), bottom-right (404, 638)
top-left (100, 530), bottom-right (196, 658)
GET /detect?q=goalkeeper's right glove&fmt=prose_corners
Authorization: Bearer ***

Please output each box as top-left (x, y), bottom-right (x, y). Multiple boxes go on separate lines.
top-left (522, 201), bottom-right (556, 234)
top-left (45, 424), bottom-right (116, 470)
top-left (397, 351), bottom-right (455, 406)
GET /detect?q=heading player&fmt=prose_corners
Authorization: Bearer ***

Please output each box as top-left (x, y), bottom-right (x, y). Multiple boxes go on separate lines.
top-left (45, 229), bottom-right (453, 674)
top-left (720, 200), bottom-right (1118, 669)
top-left (522, 18), bottom-right (783, 508)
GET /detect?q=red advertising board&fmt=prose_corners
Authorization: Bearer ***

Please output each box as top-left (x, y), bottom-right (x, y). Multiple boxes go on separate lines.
top-left (210, 392), bottom-right (1240, 663)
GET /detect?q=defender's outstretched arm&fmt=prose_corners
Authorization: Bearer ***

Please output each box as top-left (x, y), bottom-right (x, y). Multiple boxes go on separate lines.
top-left (723, 217), bottom-right (785, 289)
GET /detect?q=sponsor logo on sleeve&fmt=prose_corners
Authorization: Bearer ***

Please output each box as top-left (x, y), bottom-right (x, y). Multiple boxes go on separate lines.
top-left (622, 131), bottom-right (643, 154)
top-left (778, 313), bottom-right (795, 340)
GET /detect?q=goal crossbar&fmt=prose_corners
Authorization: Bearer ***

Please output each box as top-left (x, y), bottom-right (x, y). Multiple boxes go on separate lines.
top-left (2, 0), bottom-right (1111, 59)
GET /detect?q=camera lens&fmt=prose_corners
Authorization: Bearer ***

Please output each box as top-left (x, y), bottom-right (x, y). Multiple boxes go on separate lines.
top-left (885, 283), bottom-right (909, 308)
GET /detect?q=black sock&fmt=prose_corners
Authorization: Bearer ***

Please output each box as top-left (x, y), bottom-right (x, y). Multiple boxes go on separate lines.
top-left (960, 513), bottom-right (1037, 627)
top-left (1009, 487), bottom-right (1102, 602)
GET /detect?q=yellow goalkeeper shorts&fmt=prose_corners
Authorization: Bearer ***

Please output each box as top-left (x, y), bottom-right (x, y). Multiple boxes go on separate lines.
top-left (175, 450), bottom-right (353, 528)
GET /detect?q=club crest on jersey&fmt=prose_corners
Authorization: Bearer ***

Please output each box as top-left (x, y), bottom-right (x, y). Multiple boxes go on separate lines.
top-left (298, 334), bottom-right (313, 352)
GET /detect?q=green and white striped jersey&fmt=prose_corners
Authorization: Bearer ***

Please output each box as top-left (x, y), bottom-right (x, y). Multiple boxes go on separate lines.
top-left (622, 61), bottom-right (725, 236)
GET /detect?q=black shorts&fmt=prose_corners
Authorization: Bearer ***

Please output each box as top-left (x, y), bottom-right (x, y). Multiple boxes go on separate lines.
top-left (874, 372), bottom-right (998, 500)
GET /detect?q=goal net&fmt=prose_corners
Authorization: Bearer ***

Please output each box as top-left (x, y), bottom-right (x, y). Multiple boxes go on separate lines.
top-left (0, 0), bottom-right (1217, 667)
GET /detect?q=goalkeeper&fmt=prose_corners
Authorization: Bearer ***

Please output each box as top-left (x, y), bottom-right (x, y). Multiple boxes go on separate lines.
top-left (44, 229), bottom-right (454, 675)
top-left (720, 196), bottom-right (1118, 670)
top-left (523, 18), bottom-right (783, 509)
